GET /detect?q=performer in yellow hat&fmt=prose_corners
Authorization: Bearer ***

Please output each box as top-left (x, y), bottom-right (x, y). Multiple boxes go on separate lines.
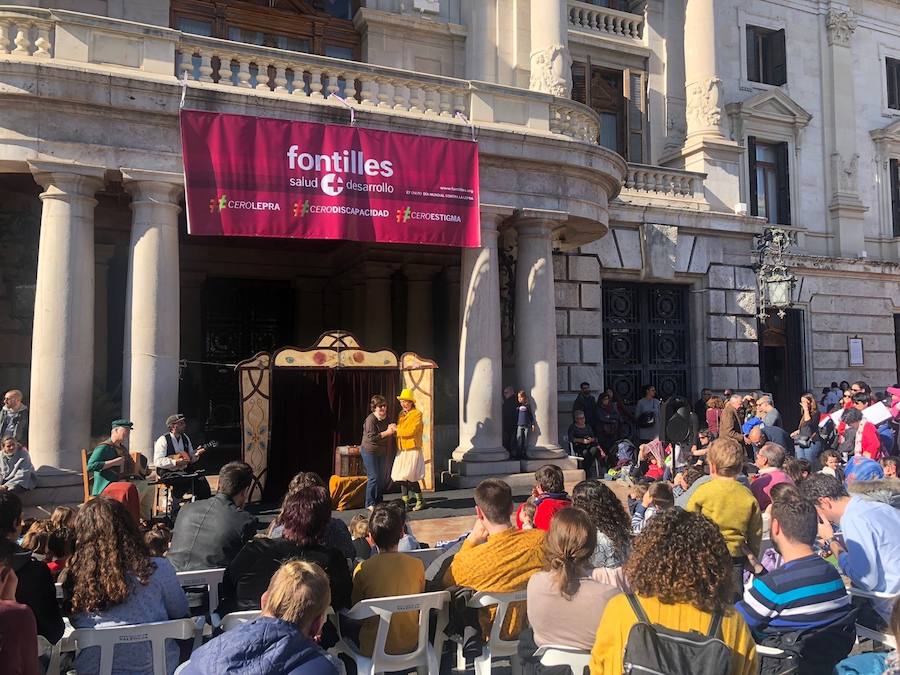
top-left (391, 388), bottom-right (426, 510)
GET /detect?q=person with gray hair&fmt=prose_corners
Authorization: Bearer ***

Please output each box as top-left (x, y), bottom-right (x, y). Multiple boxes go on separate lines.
top-left (719, 393), bottom-right (746, 451)
top-left (756, 394), bottom-right (783, 429)
top-left (751, 442), bottom-right (794, 510)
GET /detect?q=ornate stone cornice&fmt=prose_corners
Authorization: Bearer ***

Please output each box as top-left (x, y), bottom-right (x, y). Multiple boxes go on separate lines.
top-left (826, 8), bottom-right (857, 47)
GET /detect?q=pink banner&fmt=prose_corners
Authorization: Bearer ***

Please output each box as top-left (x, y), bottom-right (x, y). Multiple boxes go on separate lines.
top-left (180, 110), bottom-right (480, 248)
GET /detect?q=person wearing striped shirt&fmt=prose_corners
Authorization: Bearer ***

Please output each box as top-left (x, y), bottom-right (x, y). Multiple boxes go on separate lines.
top-left (736, 492), bottom-right (851, 636)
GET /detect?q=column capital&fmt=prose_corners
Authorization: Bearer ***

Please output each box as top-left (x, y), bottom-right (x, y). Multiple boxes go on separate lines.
top-left (122, 169), bottom-right (184, 207)
top-left (29, 160), bottom-right (105, 198)
top-left (826, 8), bottom-right (857, 47)
top-left (403, 263), bottom-right (441, 281)
top-left (359, 260), bottom-right (395, 280)
top-left (511, 209), bottom-right (567, 238)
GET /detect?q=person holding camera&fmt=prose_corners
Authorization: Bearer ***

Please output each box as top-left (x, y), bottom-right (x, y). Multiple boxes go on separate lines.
top-left (634, 385), bottom-right (660, 443)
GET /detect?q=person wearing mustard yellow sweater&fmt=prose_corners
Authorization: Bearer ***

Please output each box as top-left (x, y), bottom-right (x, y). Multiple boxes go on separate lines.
top-left (391, 389), bottom-right (426, 510)
top-left (589, 508), bottom-right (758, 675)
top-left (351, 502), bottom-right (425, 657)
top-left (686, 437), bottom-right (762, 598)
top-left (442, 478), bottom-right (544, 639)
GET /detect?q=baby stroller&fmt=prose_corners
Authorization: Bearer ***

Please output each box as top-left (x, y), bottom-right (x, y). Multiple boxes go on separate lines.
top-left (605, 439), bottom-right (638, 480)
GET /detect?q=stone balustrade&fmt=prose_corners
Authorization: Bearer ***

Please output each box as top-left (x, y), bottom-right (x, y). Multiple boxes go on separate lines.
top-left (619, 163), bottom-right (709, 208)
top-left (0, 7), bottom-right (53, 58)
top-left (550, 99), bottom-right (600, 144)
top-left (178, 35), bottom-right (470, 119)
top-left (567, 0), bottom-right (644, 42)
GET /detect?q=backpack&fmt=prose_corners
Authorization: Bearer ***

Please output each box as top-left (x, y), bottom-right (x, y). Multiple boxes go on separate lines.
top-left (622, 594), bottom-right (732, 675)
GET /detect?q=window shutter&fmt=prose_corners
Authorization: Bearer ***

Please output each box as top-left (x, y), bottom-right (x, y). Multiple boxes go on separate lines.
top-left (571, 62), bottom-right (586, 105)
top-left (769, 29), bottom-right (787, 86)
top-left (626, 70), bottom-right (644, 163)
top-left (746, 27), bottom-right (760, 82)
top-left (748, 136), bottom-right (758, 216)
top-left (889, 59), bottom-right (900, 111)
top-left (891, 159), bottom-right (900, 237)
top-left (775, 142), bottom-right (791, 225)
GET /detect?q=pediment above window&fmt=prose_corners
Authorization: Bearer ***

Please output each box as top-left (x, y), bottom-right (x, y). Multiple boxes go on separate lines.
top-left (726, 89), bottom-right (812, 141)
top-left (871, 118), bottom-right (900, 147)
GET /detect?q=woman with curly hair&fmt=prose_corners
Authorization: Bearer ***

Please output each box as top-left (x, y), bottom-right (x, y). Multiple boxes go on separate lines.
top-left (571, 480), bottom-right (630, 587)
top-left (63, 497), bottom-right (189, 674)
top-left (588, 508), bottom-right (758, 675)
top-left (526, 508), bottom-right (621, 651)
top-left (221, 485), bottom-right (351, 614)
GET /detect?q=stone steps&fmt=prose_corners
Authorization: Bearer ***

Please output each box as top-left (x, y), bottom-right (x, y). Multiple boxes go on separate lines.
top-left (440, 455), bottom-right (584, 488)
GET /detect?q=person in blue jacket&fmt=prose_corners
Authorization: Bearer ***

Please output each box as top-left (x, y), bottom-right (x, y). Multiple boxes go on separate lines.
top-left (184, 559), bottom-right (338, 675)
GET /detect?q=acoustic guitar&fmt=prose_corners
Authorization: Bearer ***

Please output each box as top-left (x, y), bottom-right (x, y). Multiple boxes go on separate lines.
top-left (174, 439), bottom-right (218, 464)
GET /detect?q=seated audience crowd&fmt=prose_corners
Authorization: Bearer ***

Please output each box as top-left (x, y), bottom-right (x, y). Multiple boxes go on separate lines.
top-left (4, 381), bottom-right (900, 675)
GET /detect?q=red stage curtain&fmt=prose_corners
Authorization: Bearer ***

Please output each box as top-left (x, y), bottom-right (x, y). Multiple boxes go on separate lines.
top-left (265, 367), bottom-right (400, 502)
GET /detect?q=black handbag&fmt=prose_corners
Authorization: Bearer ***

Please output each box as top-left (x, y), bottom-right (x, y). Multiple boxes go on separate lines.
top-left (637, 411), bottom-right (656, 429)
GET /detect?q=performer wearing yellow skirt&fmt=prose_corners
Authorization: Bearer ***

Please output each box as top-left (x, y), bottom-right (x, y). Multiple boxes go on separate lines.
top-left (391, 388), bottom-right (426, 510)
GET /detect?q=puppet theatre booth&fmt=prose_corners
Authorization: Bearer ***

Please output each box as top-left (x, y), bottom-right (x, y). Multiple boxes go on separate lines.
top-left (236, 331), bottom-right (437, 507)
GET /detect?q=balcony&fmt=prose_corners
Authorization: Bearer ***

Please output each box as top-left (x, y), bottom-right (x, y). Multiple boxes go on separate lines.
top-left (567, 0), bottom-right (645, 46)
top-left (618, 164), bottom-right (709, 210)
top-left (0, 5), bottom-right (602, 147)
top-left (0, 5), bottom-right (711, 225)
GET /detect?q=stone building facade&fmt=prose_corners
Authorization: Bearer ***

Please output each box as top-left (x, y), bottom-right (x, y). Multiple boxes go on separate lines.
top-left (0, 0), bottom-right (899, 495)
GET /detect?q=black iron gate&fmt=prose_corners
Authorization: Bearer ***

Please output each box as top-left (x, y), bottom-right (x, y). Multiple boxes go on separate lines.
top-left (603, 282), bottom-right (691, 405)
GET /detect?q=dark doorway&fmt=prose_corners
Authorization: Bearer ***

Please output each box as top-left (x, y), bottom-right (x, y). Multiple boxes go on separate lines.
top-left (182, 278), bottom-right (295, 449)
top-left (759, 309), bottom-right (805, 432)
top-left (265, 368), bottom-right (400, 501)
top-left (603, 282), bottom-right (692, 405)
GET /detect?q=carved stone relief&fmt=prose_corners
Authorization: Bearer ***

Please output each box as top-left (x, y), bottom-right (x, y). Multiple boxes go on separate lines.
top-left (686, 77), bottom-right (722, 130)
top-left (826, 9), bottom-right (857, 47)
top-left (831, 152), bottom-right (859, 194)
top-left (529, 44), bottom-right (572, 98)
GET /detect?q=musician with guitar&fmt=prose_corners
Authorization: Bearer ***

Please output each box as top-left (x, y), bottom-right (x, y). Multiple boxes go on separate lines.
top-left (153, 414), bottom-right (213, 518)
top-left (87, 419), bottom-right (143, 525)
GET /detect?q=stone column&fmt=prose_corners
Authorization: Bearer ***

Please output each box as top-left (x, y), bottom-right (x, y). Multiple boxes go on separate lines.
top-left (529, 0), bottom-right (571, 98)
top-left (453, 211), bottom-right (508, 462)
top-left (464, 0), bottom-right (498, 82)
top-left (824, 7), bottom-right (867, 257)
top-left (93, 243), bottom-right (116, 392)
top-left (514, 218), bottom-right (565, 458)
top-left (679, 0), bottom-right (742, 212)
top-left (404, 263), bottom-right (438, 356)
top-left (27, 160), bottom-right (105, 471)
top-left (121, 169), bottom-right (184, 461)
top-left (361, 263), bottom-right (393, 349)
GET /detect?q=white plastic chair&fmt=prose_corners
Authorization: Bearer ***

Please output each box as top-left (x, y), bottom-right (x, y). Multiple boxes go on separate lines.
top-left (453, 589), bottom-right (528, 675)
top-left (329, 590), bottom-right (449, 675)
top-left (67, 617), bottom-right (201, 675)
top-left (176, 568), bottom-right (226, 628)
top-left (221, 610), bottom-right (262, 632)
top-left (533, 644), bottom-right (591, 674)
top-left (403, 547), bottom-right (444, 568)
top-left (848, 587), bottom-right (898, 649)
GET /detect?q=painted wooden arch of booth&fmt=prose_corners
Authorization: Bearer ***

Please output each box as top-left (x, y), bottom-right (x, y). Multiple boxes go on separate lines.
top-left (236, 331), bottom-right (438, 499)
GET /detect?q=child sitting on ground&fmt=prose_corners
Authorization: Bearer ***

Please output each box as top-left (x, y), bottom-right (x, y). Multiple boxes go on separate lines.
top-left (45, 527), bottom-right (74, 580)
top-left (627, 483), bottom-right (648, 516)
top-left (520, 496), bottom-right (537, 530)
top-left (21, 520), bottom-right (51, 560)
top-left (632, 481), bottom-right (674, 533)
top-left (351, 502), bottom-right (426, 656)
top-left (686, 437), bottom-right (762, 598)
top-left (349, 513), bottom-right (372, 563)
top-left (144, 523), bottom-right (172, 557)
top-left (673, 465), bottom-right (703, 499)
top-left (819, 449), bottom-right (845, 482)
top-left (49, 505), bottom-right (76, 531)
top-left (881, 457), bottom-right (898, 479)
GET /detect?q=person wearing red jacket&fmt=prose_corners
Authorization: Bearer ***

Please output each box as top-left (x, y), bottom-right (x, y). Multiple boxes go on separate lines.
top-left (515, 465), bottom-right (571, 530)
